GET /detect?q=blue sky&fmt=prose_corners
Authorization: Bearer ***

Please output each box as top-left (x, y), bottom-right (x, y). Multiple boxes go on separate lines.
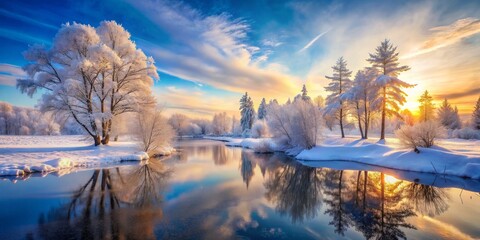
top-left (1, 0), bottom-right (479, 117)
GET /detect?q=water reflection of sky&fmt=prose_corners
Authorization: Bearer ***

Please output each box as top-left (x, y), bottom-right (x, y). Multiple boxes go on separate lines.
top-left (0, 139), bottom-right (479, 239)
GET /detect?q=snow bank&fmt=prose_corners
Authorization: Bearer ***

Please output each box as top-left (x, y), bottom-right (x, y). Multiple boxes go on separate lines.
top-left (0, 135), bottom-right (150, 176)
top-left (205, 136), bottom-right (283, 153)
top-left (297, 137), bottom-right (480, 179)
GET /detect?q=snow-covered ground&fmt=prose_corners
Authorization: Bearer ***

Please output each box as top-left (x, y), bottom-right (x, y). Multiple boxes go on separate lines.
top-left (207, 135), bottom-right (480, 179)
top-left (0, 135), bottom-right (153, 177)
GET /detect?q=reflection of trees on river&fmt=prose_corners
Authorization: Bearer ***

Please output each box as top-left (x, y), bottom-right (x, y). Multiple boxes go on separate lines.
top-left (212, 144), bottom-right (228, 165)
top-left (240, 151), bottom-right (257, 189)
top-left (264, 161), bottom-right (323, 223)
top-left (260, 155), bottom-right (450, 239)
top-left (404, 182), bottom-right (449, 216)
top-left (33, 160), bottom-right (171, 240)
top-left (323, 169), bottom-right (351, 236)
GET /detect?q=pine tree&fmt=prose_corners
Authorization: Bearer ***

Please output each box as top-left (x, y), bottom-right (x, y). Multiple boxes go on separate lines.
top-left (343, 68), bottom-right (379, 139)
top-left (239, 92), bottom-right (255, 131)
top-left (301, 84), bottom-right (311, 102)
top-left (257, 98), bottom-right (267, 120)
top-left (325, 57), bottom-right (353, 138)
top-left (367, 39), bottom-right (413, 140)
top-left (418, 90), bottom-right (435, 122)
top-left (437, 99), bottom-right (461, 129)
top-left (473, 97), bottom-right (480, 130)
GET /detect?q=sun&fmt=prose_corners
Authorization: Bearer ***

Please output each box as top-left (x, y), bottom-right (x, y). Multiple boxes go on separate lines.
top-left (384, 175), bottom-right (400, 185)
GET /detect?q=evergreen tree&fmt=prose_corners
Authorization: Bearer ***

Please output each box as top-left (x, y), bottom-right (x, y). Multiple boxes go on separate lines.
top-left (473, 97), bottom-right (480, 130)
top-left (437, 99), bottom-right (461, 129)
top-left (257, 98), bottom-right (267, 120)
top-left (367, 39), bottom-right (413, 140)
top-left (418, 90), bottom-right (435, 122)
top-left (301, 84), bottom-right (311, 102)
top-left (239, 92), bottom-right (255, 131)
top-left (325, 57), bottom-right (353, 138)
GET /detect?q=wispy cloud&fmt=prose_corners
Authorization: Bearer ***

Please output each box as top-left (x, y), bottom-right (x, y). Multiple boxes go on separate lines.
top-left (0, 9), bottom-right (57, 30)
top-left (403, 17), bottom-right (480, 59)
top-left (298, 29), bottom-right (330, 52)
top-left (0, 64), bottom-right (26, 86)
top-left (128, 0), bottom-right (299, 100)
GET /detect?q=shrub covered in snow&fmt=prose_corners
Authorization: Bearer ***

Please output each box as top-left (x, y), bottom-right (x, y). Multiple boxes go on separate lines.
top-left (134, 107), bottom-right (175, 155)
top-left (451, 128), bottom-right (480, 140)
top-left (395, 121), bottom-right (446, 150)
top-left (266, 98), bottom-right (322, 149)
top-left (250, 120), bottom-right (269, 138)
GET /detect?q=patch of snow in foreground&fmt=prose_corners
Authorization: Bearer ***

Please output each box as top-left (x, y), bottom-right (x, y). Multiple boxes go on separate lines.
top-left (0, 135), bottom-right (150, 176)
top-left (297, 137), bottom-right (480, 179)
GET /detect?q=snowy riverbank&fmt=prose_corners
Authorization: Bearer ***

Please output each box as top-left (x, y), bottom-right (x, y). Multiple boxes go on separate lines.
top-left (0, 135), bottom-right (174, 176)
top-left (207, 136), bottom-right (480, 179)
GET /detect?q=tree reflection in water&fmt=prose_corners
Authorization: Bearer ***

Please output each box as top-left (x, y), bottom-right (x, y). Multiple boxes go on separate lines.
top-left (33, 160), bottom-right (172, 240)
top-left (261, 153), bottom-right (450, 239)
top-left (404, 182), bottom-right (449, 217)
top-left (240, 151), bottom-right (257, 189)
top-left (264, 160), bottom-right (323, 223)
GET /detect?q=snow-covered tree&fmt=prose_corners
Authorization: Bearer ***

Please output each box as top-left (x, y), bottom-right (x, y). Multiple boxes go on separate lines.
top-left (266, 99), bottom-right (322, 149)
top-left (257, 98), bottom-right (267, 120)
top-left (395, 121), bottom-right (446, 151)
top-left (134, 107), bottom-right (175, 154)
top-left (168, 113), bottom-right (190, 136)
top-left (342, 68), bottom-right (379, 139)
top-left (212, 112), bottom-right (231, 135)
top-left (473, 97), bottom-right (480, 130)
top-left (437, 99), bottom-right (461, 129)
top-left (325, 57), bottom-right (352, 138)
top-left (17, 21), bottom-right (158, 145)
top-left (314, 95), bottom-right (325, 108)
top-left (0, 101), bottom-right (61, 135)
top-left (239, 92), bottom-right (255, 131)
top-left (367, 39), bottom-right (414, 140)
top-left (418, 90), bottom-right (435, 122)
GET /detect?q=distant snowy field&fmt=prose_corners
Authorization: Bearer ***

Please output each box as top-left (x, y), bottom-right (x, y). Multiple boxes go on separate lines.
top-left (208, 135), bottom-right (480, 179)
top-left (0, 135), bottom-right (149, 177)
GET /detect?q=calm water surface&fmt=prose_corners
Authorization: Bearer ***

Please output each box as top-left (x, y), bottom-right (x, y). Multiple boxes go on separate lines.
top-left (0, 139), bottom-right (479, 239)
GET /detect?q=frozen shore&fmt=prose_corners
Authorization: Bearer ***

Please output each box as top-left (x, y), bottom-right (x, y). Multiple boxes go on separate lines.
top-left (0, 135), bottom-right (175, 177)
top-left (207, 135), bottom-right (480, 179)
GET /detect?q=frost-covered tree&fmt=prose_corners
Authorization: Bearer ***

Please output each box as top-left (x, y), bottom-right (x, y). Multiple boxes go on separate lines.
top-left (134, 107), bottom-right (175, 154)
top-left (212, 112), bottom-right (231, 135)
top-left (266, 99), bottom-right (322, 149)
top-left (239, 92), bottom-right (255, 131)
top-left (418, 90), bottom-right (435, 122)
top-left (473, 97), bottom-right (480, 130)
top-left (168, 113), bottom-right (190, 136)
top-left (367, 39), bottom-right (413, 140)
top-left (342, 68), bottom-right (379, 139)
top-left (0, 102), bottom-right (61, 135)
top-left (325, 57), bottom-right (352, 138)
top-left (314, 95), bottom-right (325, 108)
top-left (257, 98), bottom-right (267, 120)
top-left (17, 21), bottom-right (158, 145)
top-left (437, 99), bottom-right (461, 129)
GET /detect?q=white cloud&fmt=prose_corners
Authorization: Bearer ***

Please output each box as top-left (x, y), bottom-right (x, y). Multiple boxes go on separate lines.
top-left (298, 29), bottom-right (330, 52)
top-left (128, 0), bottom-right (300, 100)
top-left (0, 64), bottom-right (26, 86)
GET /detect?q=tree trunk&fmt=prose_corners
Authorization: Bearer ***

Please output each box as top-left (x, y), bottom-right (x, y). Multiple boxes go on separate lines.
top-left (94, 135), bottom-right (102, 146)
top-left (339, 107), bottom-right (345, 138)
top-left (356, 103), bottom-right (364, 139)
top-left (364, 99), bottom-right (369, 139)
top-left (380, 86), bottom-right (386, 140)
